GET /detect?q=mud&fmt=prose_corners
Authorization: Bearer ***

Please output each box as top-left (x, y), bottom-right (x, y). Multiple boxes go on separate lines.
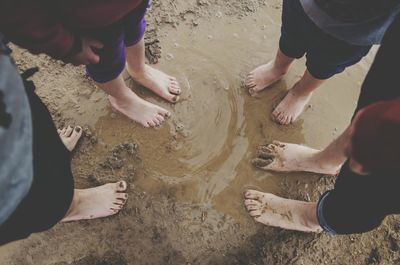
top-left (1, 0), bottom-right (399, 264)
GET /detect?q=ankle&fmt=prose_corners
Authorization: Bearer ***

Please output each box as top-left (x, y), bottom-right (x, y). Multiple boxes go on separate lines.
top-left (273, 62), bottom-right (289, 76)
top-left (290, 83), bottom-right (314, 97)
top-left (314, 149), bottom-right (345, 171)
top-left (302, 203), bottom-right (322, 232)
top-left (64, 190), bottom-right (80, 218)
top-left (127, 64), bottom-right (146, 77)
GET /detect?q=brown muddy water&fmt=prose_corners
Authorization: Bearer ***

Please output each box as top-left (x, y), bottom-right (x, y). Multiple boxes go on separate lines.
top-left (60, 6), bottom-right (372, 223)
top-left (0, 3), bottom-right (380, 264)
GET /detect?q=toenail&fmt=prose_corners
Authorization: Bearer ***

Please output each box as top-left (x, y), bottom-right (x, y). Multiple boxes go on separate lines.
top-left (75, 127), bottom-right (81, 132)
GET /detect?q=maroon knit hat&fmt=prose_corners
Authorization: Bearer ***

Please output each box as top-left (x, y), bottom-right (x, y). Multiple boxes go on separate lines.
top-left (350, 98), bottom-right (400, 172)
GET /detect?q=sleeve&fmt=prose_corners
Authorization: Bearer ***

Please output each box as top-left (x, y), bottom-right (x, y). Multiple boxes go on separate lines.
top-left (0, 0), bottom-right (79, 59)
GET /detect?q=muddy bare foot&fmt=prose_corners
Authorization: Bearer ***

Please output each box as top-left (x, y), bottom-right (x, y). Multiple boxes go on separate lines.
top-left (252, 141), bottom-right (341, 175)
top-left (58, 126), bottom-right (83, 152)
top-left (244, 190), bottom-right (322, 233)
top-left (109, 90), bottom-right (171, 128)
top-left (272, 88), bottom-right (312, 125)
top-left (62, 181), bottom-right (128, 222)
top-left (245, 61), bottom-right (286, 96)
top-left (128, 65), bottom-right (181, 103)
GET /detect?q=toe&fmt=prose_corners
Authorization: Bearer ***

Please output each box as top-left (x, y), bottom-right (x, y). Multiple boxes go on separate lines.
top-left (157, 107), bottom-right (171, 118)
top-left (115, 193), bottom-right (128, 202)
top-left (59, 127), bottom-right (67, 136)
top-left (272, 141), bottom-right (285, 148)
top-left (64, 126), bottom-right (74, 137)
top-left (272, 108), bottom-right (281, 118)
top-left (278, 114), bottom-right (286, 125)
top-left (252, 158), bottom-right (274, 168)
top-left (282, 116), bottom-right (290, 125)
top-left (249, 209), bottom-right (262, 217)
top-left (256, 149), bottom-right (274, 160)
top-left (244, 199), bottom-right (259, 207)
top-left (170, 79), bottom-right (179, 86)
top-left (258, 145), bottom-right (276, 154)
top-left (70, 126), bottom-right (83, 142)
top-left (147, 120), bottom-right (156, 127)
top-left (155, 114), bottom-right (165, 123)
top-left (246, 205), bottom-right (260, 211)
top-left (249, 88), bottom-right (257, 96)
top-left (116, 181), bottom-right (127, 192)
top-left (244, 190), bottom-right (265, 201)
top-left (152, 118), bottom-right (161, 127)
top-left (109, 208), bottom-right (120, 214)
top-left (169, 86), bottom-right (181, 95)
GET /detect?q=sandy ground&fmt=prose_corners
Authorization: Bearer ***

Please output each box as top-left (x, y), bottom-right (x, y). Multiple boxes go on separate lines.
top-left (1, 0), bottom-right (400, 264)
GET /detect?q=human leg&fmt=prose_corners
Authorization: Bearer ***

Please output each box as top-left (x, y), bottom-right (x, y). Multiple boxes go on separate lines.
top-left (245, 49), bottom-right (294, 96)
top-left (126, 39), bottom-right (181, 103)
top-left (85, 20), bottom-right (170, 127)
top-left (272, 70), bottom-right (324, 124)
top-left (98, 76), bottom-right (170, 127)
top-left (122, 1), bottom-right (181, 103)
top-left (245, 0), bottom-right (307, 96)
top-left (244, 190), bottom-right (322, 233)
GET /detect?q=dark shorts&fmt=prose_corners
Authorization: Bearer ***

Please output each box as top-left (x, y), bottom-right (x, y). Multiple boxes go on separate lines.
top-left (316, 15), bottom-right (400, 235)
top-left (279, 0), bottom-right (372, 79)
top-left (0, 78), bottom-right (74, 246)
top-left (86, 0), bottom-right (150, 83)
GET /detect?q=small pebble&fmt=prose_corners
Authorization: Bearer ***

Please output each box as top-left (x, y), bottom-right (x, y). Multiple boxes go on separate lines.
top-left (166, 53), bottom-right (174, 61)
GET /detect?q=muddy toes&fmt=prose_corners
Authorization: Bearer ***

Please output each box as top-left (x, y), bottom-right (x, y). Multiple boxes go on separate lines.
top-left (252, 158), bottom-right (274, 169)
top-left (116, 181), bottom-right (128, 192)
top-left (272, 141), bottom-right (286, 148)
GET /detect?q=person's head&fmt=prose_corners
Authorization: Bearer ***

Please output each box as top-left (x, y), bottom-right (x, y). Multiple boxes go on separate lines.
top-left (344, 98), bottom-right (400, 175)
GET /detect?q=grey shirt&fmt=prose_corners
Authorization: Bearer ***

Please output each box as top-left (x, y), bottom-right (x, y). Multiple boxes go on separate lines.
top-left (0, 35), bottom-right (33, 225)
top-left (300, 0), bottom-right (400, 46)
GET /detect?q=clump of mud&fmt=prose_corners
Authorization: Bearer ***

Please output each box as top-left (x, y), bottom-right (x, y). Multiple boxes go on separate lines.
top-left (100, 142), bottom-right (139, 171)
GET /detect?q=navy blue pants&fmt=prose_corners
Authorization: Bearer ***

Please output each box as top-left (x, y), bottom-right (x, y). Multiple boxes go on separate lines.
top-left (279, 0), bottom-right (371, 79)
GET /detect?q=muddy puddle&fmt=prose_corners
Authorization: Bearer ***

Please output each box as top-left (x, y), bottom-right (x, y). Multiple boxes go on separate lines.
top-left (62, 5), bottom-right (370, 223)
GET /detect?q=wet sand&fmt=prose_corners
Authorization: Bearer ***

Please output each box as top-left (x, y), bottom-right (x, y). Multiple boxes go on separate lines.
top-left (1, 1), bottom-right (398, 264)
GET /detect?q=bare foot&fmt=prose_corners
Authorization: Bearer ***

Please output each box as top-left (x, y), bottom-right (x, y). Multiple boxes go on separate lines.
top-left (108, 90), bottom-right (171, 128)
top-left (245, 61), bottom-right (287, 96)
top-left (272, 88), bottom-right (312, 125)
top-left (61, 181), bottom-right (128, 222)
top-left (128, 65), bottom-right (181, 103)
top-left (244, 190), bottom-right (322, 233)
top-left (252, 141), bottom-right (341, 175)
top-left (58, 126), bottom-right (83, 152)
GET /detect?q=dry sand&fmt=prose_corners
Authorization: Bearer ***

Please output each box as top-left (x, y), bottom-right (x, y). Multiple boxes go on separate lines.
top-left (0, 0), bottom-right (399, 264)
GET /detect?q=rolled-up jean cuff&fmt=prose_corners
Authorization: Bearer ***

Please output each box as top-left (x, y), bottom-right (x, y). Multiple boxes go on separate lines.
top-left (317, 191), bottom-right (338, 235)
